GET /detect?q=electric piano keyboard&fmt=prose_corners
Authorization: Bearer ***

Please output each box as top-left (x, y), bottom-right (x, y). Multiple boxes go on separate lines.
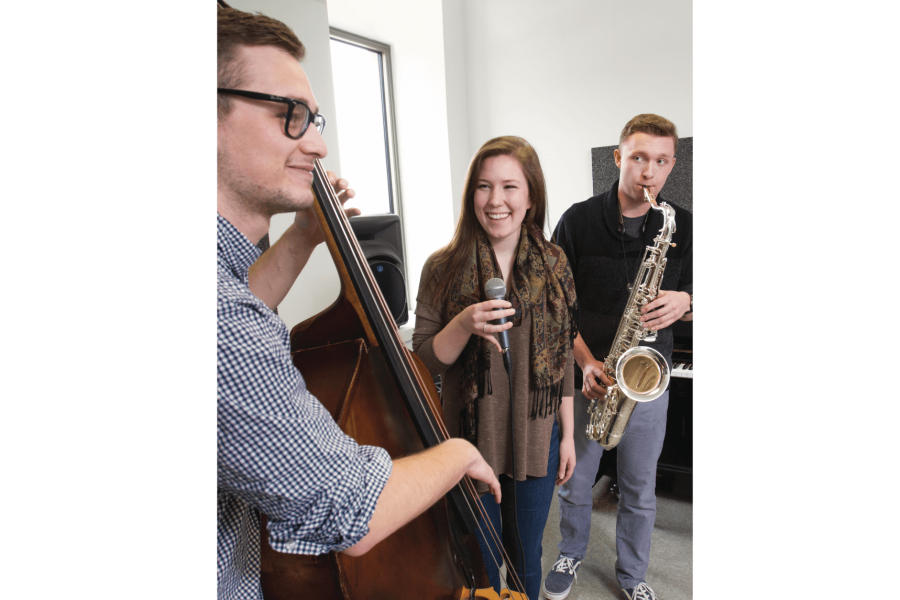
top-left (659, 321), bottom-right (692, 494)
top-left (671, 361), bottom-right (693, 379)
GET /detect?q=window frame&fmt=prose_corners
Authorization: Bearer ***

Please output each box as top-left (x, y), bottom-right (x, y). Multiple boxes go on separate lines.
top-left (329, 28), bottom-right (411, 325)
top-left (328, 28), bottom-right (403, 218)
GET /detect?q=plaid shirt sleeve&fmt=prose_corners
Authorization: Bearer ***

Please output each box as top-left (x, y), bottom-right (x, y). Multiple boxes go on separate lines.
top-left (217, 235), bottom-right (392, 558)
top-left (216, 288), bottom-right (391, 554)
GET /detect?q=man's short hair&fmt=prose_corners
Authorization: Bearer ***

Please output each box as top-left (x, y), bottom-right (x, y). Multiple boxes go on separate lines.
top-left (217, 7), bottom-right (306, 119)
top-left (619, 113), bottom-right (679, 155)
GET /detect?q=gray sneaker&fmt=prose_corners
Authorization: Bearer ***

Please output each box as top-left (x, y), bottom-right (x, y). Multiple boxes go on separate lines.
top-left (622, 581), bottom-right (659, 600)
top-left (542, 556), bottom-right (581, 600)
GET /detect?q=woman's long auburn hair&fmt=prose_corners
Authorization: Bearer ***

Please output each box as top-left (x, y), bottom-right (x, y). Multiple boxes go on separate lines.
top-left (426, 136), bottom-right (549, 306)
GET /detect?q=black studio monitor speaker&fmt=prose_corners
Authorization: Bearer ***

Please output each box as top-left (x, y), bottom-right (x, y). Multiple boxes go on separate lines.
top-left (349, 214), bottom-right (408, 326)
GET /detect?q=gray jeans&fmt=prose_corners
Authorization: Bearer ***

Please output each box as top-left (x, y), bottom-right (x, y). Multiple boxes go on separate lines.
top-left (557, 388), bottom-right (669, 589)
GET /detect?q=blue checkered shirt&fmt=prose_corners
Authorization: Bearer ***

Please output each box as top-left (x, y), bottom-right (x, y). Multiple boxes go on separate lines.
top-left (217, 215), bottom-right (392, 600)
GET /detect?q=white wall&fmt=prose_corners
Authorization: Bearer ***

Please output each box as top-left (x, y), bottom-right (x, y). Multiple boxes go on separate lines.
top-left (447, 0), bottom-right (693, 235)
top-left (225, 0), bottom-right (691, 328)
top-left (441, 0), bottom-right (472, 222)
top-left (327, 0), bottom-right (692, 319)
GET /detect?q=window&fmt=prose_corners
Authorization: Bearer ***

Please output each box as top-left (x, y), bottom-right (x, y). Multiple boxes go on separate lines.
top-left (329, 29), bottom-right (401, 216)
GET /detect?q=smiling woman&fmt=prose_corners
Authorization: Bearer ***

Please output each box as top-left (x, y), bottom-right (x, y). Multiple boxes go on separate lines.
top-left (411, 136), bottom-right (579, 600)
top-left (473, 154), bottom-right (533, 255)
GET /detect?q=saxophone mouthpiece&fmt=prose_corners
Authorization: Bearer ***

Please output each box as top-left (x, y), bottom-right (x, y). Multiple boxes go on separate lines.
top-left (642, 186), bottom-right (657, 206)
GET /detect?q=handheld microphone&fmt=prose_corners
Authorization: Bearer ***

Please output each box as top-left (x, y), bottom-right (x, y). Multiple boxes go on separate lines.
top-left (484, 278), bottom-right (513, 373)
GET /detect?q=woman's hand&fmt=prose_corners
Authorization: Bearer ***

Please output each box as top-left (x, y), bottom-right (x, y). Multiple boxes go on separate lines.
top-left (431, 299), bottom-right (516, 366)
top-left (557, 434), bottom-right (576, 486)
top-left (556, 396), bottom-right (575, 486)
top-left (452, 299), bottom-right (515, 354)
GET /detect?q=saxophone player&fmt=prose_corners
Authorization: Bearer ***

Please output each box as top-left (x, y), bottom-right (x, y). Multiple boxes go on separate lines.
top-left (542, 114), bottom-right (693, 600)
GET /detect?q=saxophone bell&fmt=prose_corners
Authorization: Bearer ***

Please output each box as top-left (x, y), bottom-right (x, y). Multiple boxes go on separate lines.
top-left (615, 346), bottom-right (669, 403)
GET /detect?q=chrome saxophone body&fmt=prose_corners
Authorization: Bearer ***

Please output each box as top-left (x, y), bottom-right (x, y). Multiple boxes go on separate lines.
top-left (586, 187), bottom-right (676, 449)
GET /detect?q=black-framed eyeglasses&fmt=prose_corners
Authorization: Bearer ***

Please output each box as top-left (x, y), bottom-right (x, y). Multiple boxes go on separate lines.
top-left (217, 88), bottom-right (327, 139)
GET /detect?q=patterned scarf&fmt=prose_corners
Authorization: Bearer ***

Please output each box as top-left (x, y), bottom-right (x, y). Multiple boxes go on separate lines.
top-left (442, 222), bottom-right (578, 443)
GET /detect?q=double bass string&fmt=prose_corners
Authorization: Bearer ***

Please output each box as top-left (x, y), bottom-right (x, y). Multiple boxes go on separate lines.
top-left (315, 163), bottom-right (525, 596)
top-left (312, 161), bottom-right (526, 596)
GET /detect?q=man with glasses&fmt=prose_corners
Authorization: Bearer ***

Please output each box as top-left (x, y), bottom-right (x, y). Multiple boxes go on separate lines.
top-left (217, 86), bottom-right (332, 277)
top-left (217, 8), bottom-right (501, 600)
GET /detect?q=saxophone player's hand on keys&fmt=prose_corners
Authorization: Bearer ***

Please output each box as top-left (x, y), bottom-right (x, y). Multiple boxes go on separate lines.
top-left (582, 358), bottom-right (613, 401)
top-left (639, 290), bottom-right (691, 331)
top-left (574, 332), bottom-right (613, 400)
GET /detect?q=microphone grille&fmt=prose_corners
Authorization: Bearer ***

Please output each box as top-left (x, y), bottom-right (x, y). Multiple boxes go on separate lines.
top-left (484, 277), bottom-right (506, 300)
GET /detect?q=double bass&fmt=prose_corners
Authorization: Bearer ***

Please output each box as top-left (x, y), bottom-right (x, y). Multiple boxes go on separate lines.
top-left (257, 159), bottom-right (528, 599)
top-left (214, 4), bottom-right (526, 594)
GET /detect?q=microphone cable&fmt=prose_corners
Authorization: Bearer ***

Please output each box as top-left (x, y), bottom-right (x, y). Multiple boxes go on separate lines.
top-left (504, 357), bottom-right (527, 597)
top-left (485, 277), bottom-right (526, 595)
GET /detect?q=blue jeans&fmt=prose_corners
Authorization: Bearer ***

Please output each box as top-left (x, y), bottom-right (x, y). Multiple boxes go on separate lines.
top-left (476, 419), bottom-right (559, 600)
top-left (557, 389), bottom-right (668, 589)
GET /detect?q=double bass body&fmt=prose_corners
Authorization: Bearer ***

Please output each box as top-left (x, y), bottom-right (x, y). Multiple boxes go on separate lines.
top-left (258, 163), bottom-right (491, 599)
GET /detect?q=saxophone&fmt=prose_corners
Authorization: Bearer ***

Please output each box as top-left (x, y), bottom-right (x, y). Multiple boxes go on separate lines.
top-left (586, 187), bottom-right (676, 449)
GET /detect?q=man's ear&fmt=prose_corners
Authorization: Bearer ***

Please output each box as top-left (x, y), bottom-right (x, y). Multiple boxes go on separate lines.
top-left (614, 148), bottom-right (621, 169)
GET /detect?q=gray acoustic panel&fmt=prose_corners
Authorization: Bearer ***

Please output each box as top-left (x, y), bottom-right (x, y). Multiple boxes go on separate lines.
top-left (591, 136), bottom-right (692, 213)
